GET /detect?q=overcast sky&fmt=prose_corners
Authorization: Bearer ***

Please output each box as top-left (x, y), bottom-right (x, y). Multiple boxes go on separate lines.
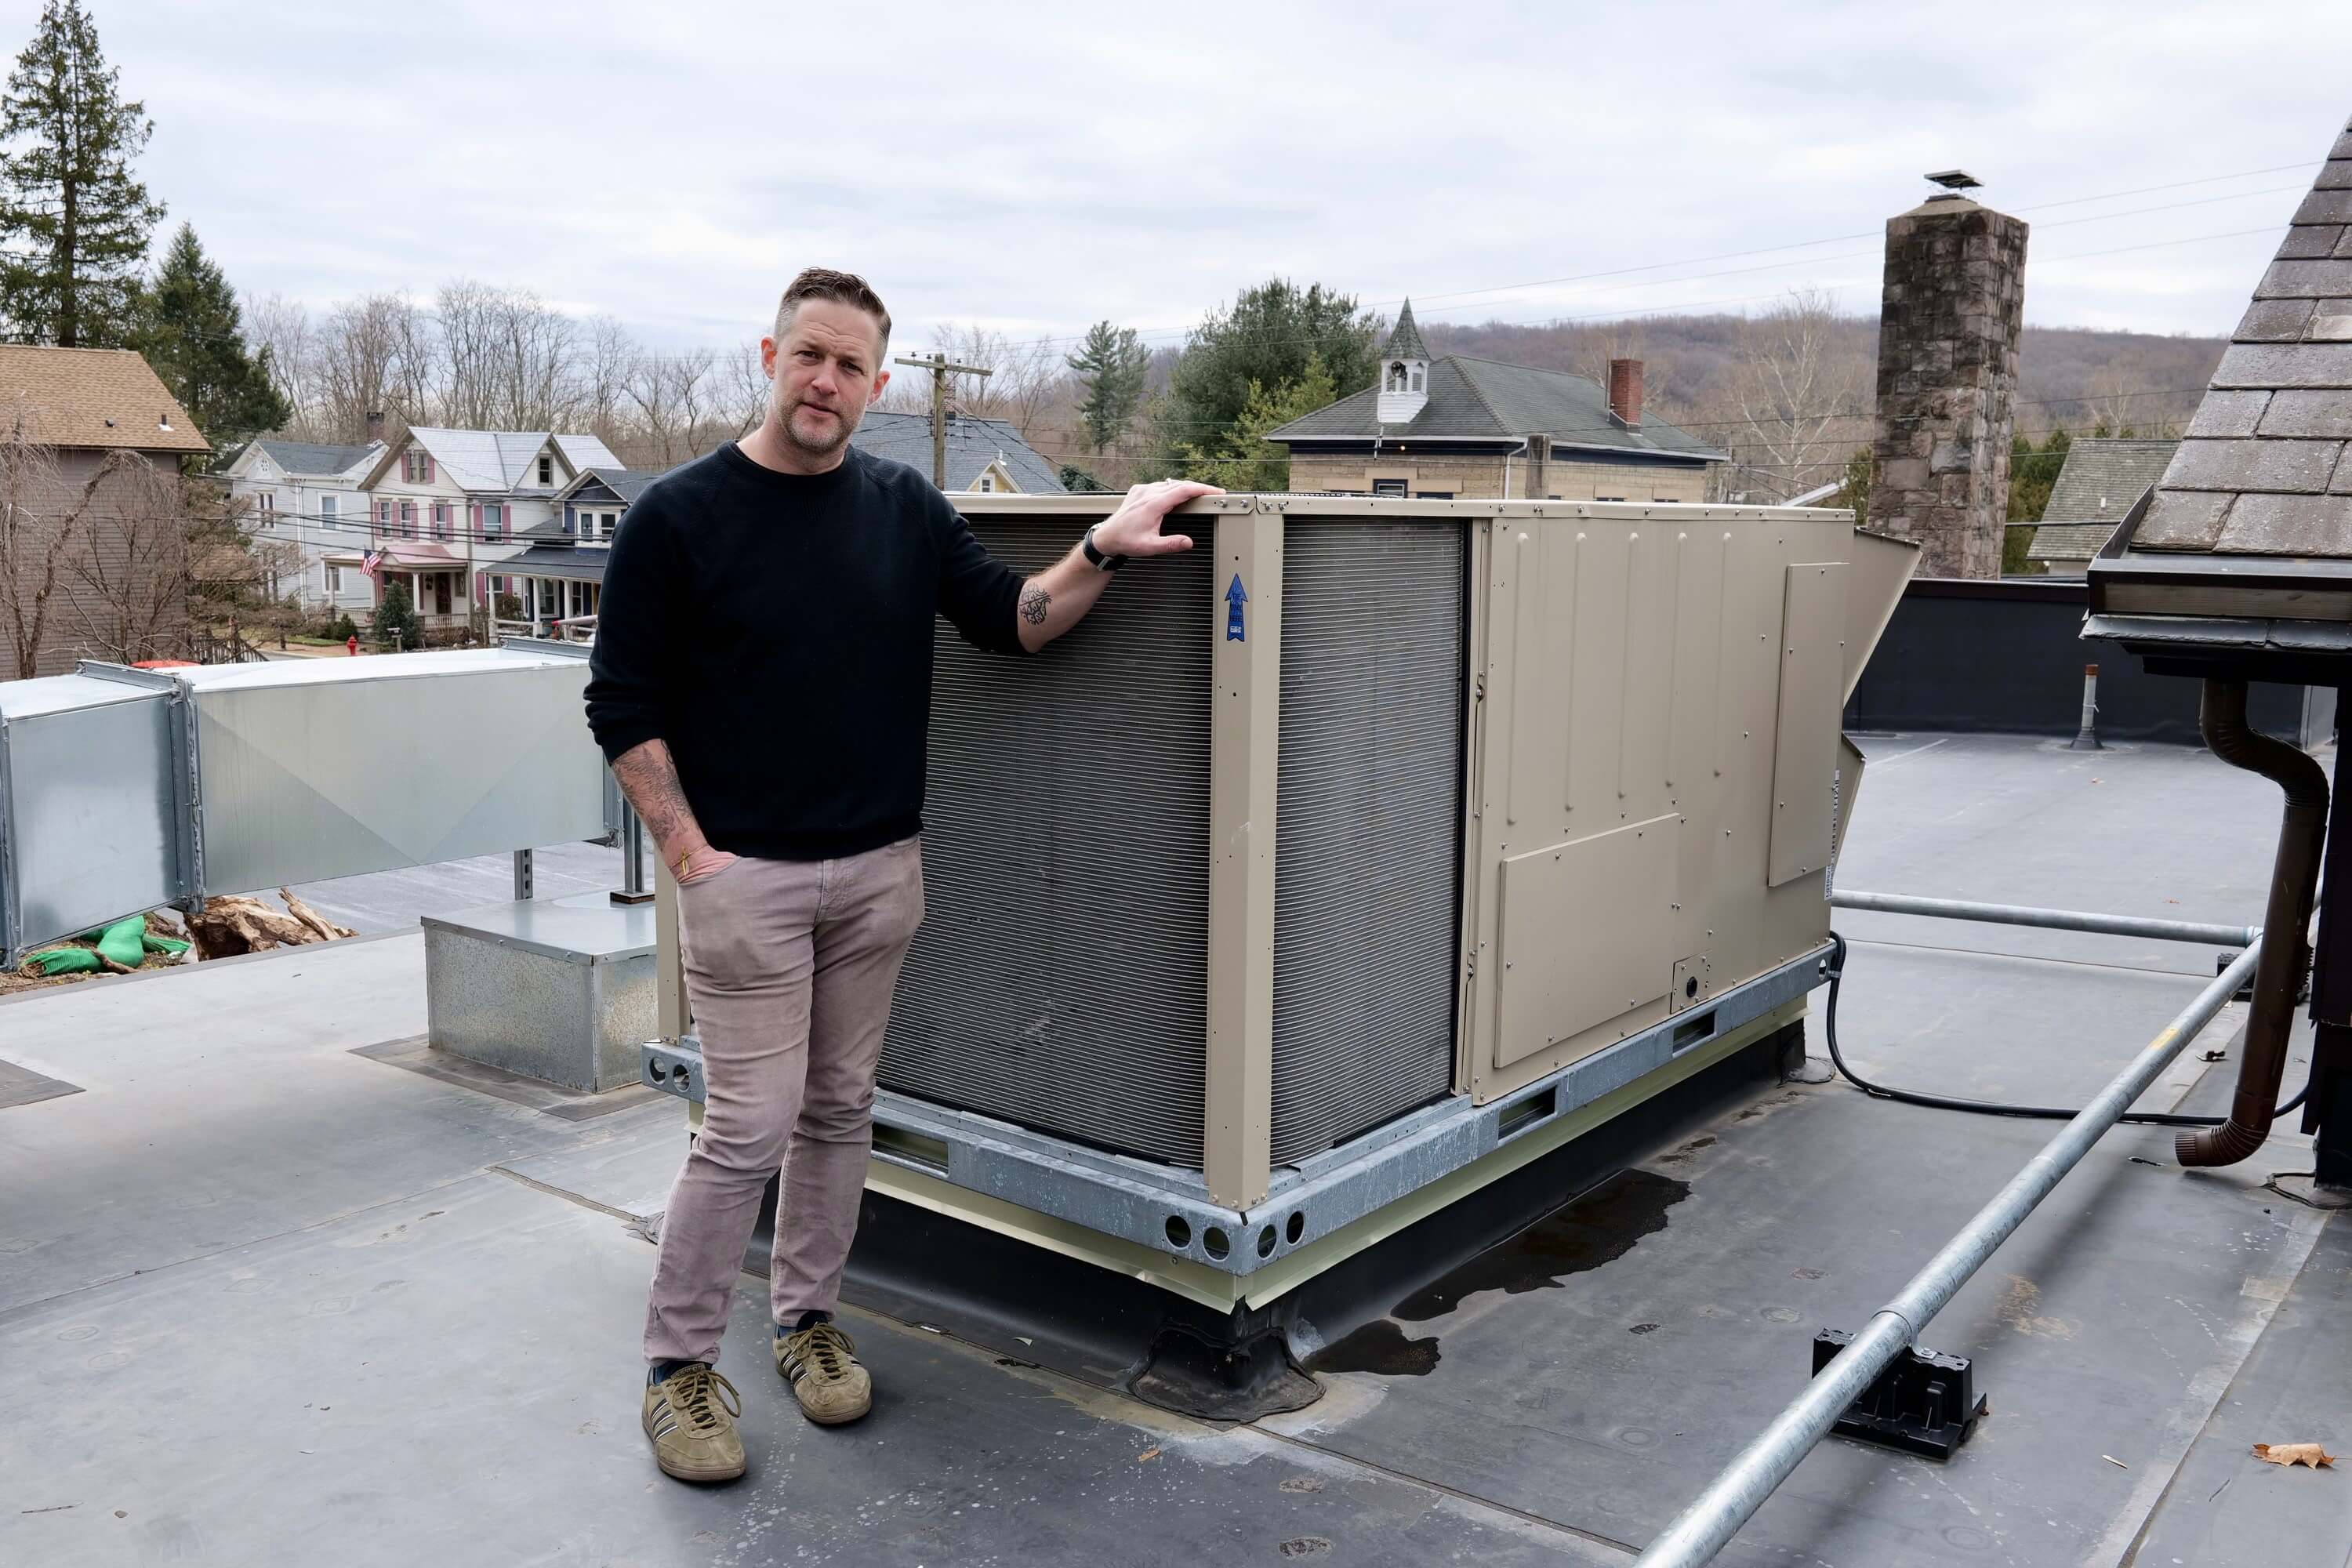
top-left (89, 0), bottom-right (2352, 359)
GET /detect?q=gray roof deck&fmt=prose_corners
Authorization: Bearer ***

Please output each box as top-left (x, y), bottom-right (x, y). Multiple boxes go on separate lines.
top-left (2, 735), bottom-right (2345, 1566)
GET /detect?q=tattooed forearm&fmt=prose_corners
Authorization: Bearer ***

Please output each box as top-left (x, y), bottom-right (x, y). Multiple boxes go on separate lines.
top-left (1018, 584), bottom-right (1051, 626)
top-left (609, 739), bottom-right (703, 861)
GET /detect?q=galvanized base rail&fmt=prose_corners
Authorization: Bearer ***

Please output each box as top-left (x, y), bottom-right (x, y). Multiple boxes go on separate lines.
top-left (1631, 942), bottom-right (2261, 1567)
top-left (644, 942), bottom-right (1833, 1280)
top-left (1831, 887), bottom-right (2256, 949)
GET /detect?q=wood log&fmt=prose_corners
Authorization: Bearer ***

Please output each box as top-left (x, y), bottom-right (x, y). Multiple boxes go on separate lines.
top-left (279, 889), bottom-right (343, 944)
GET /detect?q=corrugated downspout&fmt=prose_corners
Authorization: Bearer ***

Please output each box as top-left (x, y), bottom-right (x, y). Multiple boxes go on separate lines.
top-left (2178, 678), bottom-right (2329, 1167)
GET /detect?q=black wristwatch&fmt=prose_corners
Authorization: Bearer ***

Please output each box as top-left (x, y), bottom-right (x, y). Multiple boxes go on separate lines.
top-left (1081, 524), bottom-right (1127, 572)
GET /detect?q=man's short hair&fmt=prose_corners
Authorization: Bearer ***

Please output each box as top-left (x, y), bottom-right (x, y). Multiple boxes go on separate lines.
top-left (773, 268), bottom-right (891, 361)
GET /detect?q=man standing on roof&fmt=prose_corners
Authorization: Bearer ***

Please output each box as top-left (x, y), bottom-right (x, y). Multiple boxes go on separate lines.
top-left (584, 267), bottom-right (1214, 1484)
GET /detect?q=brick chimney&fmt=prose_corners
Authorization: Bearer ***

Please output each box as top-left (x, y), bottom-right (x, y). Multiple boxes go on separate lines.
top-left (1607, 359), bottom-right (1643, 430)
top-left (365, 410), bottom-right (386, 445)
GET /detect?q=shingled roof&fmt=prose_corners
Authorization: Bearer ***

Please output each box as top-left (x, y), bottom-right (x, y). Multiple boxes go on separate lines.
top-left (0, 345), bottom-right (208, 454)
top-left (850, 411), bottom-right (1066, 493)
top-left (1266, 355), bottom-right (1724, 459)
top-left (254, 438), bottom-right (378, 477)
top-left (2129, 122), bottom-right (2352, 558)
top-left (2027, 438), bottom-right (2178, 564)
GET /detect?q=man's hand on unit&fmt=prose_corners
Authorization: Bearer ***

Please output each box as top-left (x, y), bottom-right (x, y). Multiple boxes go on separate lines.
top-left (1091, 480), bottom-right (1221, 560)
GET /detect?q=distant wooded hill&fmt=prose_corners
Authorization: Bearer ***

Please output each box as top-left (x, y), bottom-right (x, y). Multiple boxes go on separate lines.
top-left (1418, 314), bottom-right (2224, 439)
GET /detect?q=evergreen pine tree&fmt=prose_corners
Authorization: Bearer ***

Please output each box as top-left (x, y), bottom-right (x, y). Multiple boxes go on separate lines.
top-left (137, 223), bottom-right (289, 458)
top-left (1151, 280), bottom-right (1381, 476)
top-left (0, 0), bottom-right (163, 347)
top-left (1065, 321), bottom-right (1149, 453)
top-left (372, 580), bottom-right (421, 651)
top-left (1175, 353), bottom-right (1338, 492)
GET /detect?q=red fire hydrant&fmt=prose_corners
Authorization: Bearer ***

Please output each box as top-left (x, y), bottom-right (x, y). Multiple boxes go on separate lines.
top-left (346, 633), bottom-right (360, 657)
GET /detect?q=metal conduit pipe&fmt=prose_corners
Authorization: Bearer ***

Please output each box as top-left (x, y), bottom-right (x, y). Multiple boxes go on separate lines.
top-left (2177, 680), bottom-right (2330, 1168)
top-left (1829, 888), bottom-right (2256, 948)
top-left (1632, 943), bottom-right (2263, 1568)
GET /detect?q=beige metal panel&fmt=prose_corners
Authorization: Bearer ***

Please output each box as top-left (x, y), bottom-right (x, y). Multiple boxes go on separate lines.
top-left (1451, 518), bottom-right (1497, 1094)
top-left (1841, 529), bottom-right (1922, 702)
top-left (1203, 512), bottom-right (1283, 1210)
top-left (1493, 813), bottom-right (1680, 1069)
top-left (1618, 528), bottom-right (1677, 823)
top-left (1767, 564), bottom-right (1848, 887)
top-left (1665, 526), bottom-right (1729, 960)
top-left (1565, 528), bottom-right (1627, 822)
top-left (1466, 511), bottom-right (1855, 1102)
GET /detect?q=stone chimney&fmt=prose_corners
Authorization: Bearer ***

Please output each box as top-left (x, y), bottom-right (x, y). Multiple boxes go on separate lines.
top-left (1867, 176), bottom-right (2028, 577)
top-left (1607, 359), bottom-right (1643, 430)
top-left (365, 410), bottom-right (387, 446)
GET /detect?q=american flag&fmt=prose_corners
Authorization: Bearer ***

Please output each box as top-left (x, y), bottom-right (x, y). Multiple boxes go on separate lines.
top-left (361, 549), bottom-right (383, 579)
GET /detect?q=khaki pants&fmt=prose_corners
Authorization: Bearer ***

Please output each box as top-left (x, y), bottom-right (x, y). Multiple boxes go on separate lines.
top-left (642, 837), bottom-right (924, 1366)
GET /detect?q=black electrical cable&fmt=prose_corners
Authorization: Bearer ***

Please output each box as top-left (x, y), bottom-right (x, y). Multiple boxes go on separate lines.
top-left (1820, 931), bottom-right (2310, 1127)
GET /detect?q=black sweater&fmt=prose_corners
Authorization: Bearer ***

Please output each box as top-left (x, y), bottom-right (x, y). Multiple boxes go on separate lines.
top-left (583, 441), bottom-right (1028, 861)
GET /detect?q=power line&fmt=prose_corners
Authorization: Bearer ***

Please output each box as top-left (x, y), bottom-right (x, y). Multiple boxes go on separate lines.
top-left (123, 155), bottom-right (2322, 376)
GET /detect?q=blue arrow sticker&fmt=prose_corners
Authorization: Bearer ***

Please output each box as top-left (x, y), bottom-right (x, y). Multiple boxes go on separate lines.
top-left (1225, 573), bottom-right (1247, 641)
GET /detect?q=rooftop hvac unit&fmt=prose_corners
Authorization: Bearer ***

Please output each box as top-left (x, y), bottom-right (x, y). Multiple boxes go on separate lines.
top-left (644, 494), bottom-right (1915, 1309)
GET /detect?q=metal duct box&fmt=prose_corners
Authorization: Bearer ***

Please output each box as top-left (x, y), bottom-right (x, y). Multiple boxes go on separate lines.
top-left (124, 647), bottom-right (613, 898)
top-left (648, 495), bottom-right (1916, 1301)
top-left (0, 673), bottom-right (180, 965)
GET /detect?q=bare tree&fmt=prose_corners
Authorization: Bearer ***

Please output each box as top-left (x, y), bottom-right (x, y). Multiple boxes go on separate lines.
top-left (721, 340), bottom-right (771, 441)
top-left (58, 455), bottom-right (207, 665)
top-left (318, 293), bottom-right (419, 444)
top-left (622, 348), bottom-right (717, 469)
top-left (488, 286), bottom-right (581, 430)
top-left (0, 404), bottom-right (85, 678)
top-left (1726, 289), bottom-right (1871, 503)
top-left (583, 315), bottom-right (637, 445)
top-left (245, 292), bottom-right (321, 438)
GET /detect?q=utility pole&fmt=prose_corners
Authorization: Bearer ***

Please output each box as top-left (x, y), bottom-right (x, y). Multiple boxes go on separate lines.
top-left (893, 350), bottom-right (992, 488)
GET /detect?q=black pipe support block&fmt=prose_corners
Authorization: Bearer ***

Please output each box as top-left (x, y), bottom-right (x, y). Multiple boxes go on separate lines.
top-left (1813, 1328), bottom-right (1988, 1461)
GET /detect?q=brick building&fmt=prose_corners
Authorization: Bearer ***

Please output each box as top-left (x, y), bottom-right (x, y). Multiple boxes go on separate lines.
top-left (1265, 302), bottom-right (1724, 501)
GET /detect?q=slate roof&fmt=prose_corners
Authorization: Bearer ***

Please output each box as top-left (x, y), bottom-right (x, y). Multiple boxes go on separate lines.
top-left (255, 438), bottom-right (378, 477)
top-left (0, 345), bottom-right (208, 453)
top-left (2128, 120), bottom-right (2352, 558)
top-left (2026, 438), bottom-right (2179, 564)
top-left (397, 428), bottom-right (623, 492)
top-left (1265, 354), bottom-right (1723, 459)
top-left (849, 411), bottom-right (1067, 493)
top-left (1383, 299), bottom-right (1432, 362)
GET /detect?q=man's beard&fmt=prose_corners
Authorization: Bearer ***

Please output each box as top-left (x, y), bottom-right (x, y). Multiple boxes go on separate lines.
top-left (779, 399), bottom-right (855, 459)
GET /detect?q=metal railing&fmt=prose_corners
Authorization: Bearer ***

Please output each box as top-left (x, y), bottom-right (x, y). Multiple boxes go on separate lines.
top-left (1829, 888), bottom-right (2256, 949)
top-left (1632, 942), bottom-right (2262, 1566)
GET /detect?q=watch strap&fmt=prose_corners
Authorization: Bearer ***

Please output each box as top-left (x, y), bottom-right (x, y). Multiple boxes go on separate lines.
top-left (1082, 524), bottom-right (1127, 572)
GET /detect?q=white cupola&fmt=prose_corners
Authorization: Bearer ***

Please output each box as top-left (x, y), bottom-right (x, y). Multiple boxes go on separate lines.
top-left (1374, 298), bottom-right (1432, 426)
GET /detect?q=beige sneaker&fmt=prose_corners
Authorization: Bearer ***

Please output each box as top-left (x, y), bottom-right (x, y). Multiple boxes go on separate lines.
top-left (775, 1319), bottom-right (873, 1425)
top-left (641, 1363), bottom-right (746, 1483)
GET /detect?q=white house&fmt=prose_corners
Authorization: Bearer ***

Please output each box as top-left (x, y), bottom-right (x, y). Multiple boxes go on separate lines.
top-left (352, 426), bottom-right (621, 631)
top-left (220, 436), bottom-right (384, 615)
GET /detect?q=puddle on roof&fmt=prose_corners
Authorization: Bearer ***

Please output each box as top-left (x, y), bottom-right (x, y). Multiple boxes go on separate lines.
top-left (1305, 1319), bottom-right (1441, 1377)
top-left (1302, 1167), bottom-right (1691, 1379)
top-left (1394, 1167), bottom-right (1690, 1322)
